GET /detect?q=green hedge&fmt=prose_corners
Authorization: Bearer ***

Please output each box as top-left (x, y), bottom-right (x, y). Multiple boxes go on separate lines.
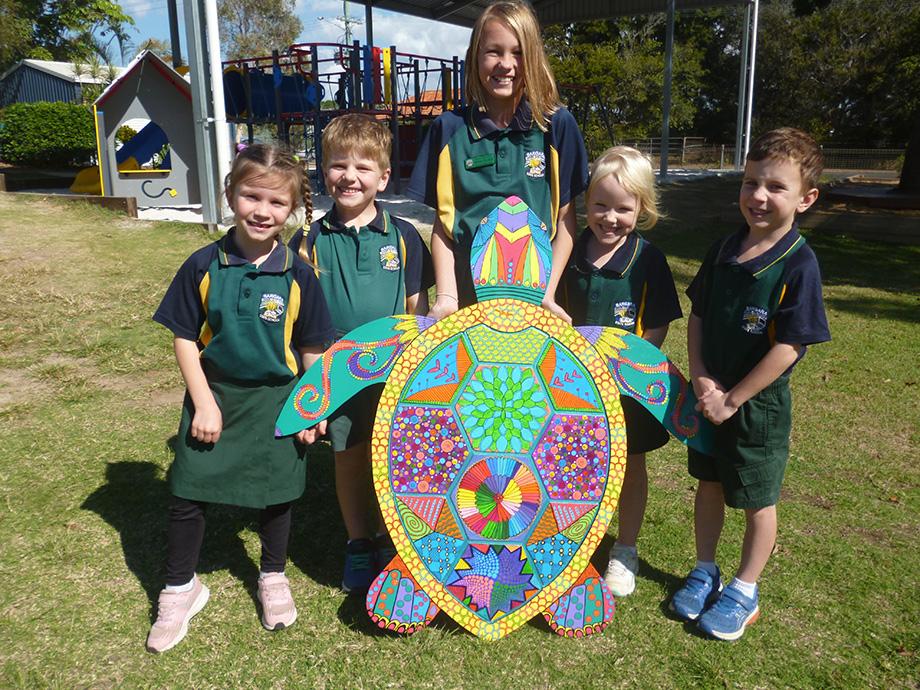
top-left (0, 102), bottom-right (96, 166)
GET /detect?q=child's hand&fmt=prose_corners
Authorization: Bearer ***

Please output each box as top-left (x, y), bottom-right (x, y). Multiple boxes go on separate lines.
top-left (695, 389), bottom-right (738, 425)
top-left (190, 402), bottom-right (223, 444)
top-left (428, 296), bottom-right (459, 321)
top-left (691, 374), bottom-right (724, 401)
top-left (296, 419), bottom-right (327, 445)
top-left (541, 297), bottom-right (573, 324)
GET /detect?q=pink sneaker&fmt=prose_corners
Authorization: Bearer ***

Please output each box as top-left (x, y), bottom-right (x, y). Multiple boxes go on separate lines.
top-left (145, 576), bottom-right (210, 653)
top-left (258, 573), bottom-right (297, 631)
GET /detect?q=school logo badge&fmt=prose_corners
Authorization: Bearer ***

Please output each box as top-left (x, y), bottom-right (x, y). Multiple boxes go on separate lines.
top-left (259, 293), bottom-right (285, 323)
top-left (741, 306), bottom-right (768, 334)
top-left (614, 301), bottom-right (637, 328)
top-left (380, 245), bottom-right (400, 271)
top-left (524, 150), bottom-right (546, 178)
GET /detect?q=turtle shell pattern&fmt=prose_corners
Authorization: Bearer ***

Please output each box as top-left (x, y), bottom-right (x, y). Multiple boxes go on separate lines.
top-left (368, 298), bottom-right (626, 640)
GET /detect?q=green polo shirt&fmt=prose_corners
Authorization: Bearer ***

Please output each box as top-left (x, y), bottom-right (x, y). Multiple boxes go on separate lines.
top-left (406, 100), bottom-right (589, 247)
top-left (288, 206), bottom-right (433, 337)
top-left (153, 229), bottom-right (336, 383)
top-left (687, 226), bottom-right (831, 382)
top-left (561, 229), bottom-right (682, 336)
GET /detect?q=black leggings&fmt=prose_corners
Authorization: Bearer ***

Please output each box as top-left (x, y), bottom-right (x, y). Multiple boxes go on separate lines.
top-left (165, 496), bottom-right (292, 586)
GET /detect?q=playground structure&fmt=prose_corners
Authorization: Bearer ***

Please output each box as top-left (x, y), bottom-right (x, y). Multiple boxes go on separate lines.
top-left (71, 51), bottom-right (200, 204)
top-left (222, 42), bottom-right (464, 192)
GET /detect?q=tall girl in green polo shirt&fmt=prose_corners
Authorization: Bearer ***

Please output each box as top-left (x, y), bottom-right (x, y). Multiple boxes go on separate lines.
top-left (406, 0), bottom-right (589, 322)
top-left (148, 145), bottom-right (336, 653)
top-left (559, 146), bottom-right (682, 598)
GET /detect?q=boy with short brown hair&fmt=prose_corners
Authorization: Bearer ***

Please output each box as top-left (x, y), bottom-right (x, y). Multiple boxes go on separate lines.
top-left (289, 114), bottom-right (433, 592)
top-left (669, 127), bottom-right (831, 640)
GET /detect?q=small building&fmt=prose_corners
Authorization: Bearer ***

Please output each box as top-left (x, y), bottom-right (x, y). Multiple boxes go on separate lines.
top-left (0, 59), bottom-right (124, 109)
top-left (87, 51), bottom-right (200, 205)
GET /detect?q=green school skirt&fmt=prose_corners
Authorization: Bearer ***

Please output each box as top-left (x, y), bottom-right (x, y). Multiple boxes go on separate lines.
top-left (170, 368), bottom-right (306, 509)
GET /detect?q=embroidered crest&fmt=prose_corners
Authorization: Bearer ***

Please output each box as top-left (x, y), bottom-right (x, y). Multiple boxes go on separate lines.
top-left (259, 293), bottom-right (285, 323)
top-left (380, 245), bottom-right (400, 271)
top-left (741, 306), bottom-right (769, 334)
top-left (614, 301), bottom-right (637, 328)
top-left (524, 150), bottom-right (546, 179)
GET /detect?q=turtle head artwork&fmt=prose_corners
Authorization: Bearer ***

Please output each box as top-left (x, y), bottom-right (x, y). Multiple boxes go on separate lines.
top-left (277, 196), bottom-right (712, 640)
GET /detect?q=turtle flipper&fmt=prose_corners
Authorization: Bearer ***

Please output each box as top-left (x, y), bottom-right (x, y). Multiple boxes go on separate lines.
top-left (366, 553), bottom-right (439, 634)
top-left (579, 326), bottom-right (713, 455)
top-left (275, 314), bottom-right (435, 437)
top-left (542, 564), bottom-right (614, 637)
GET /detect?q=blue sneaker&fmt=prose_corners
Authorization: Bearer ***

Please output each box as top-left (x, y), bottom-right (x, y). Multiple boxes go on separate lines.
top-left (342, 538), bottom-right (375, 593)
top-left (698, 586), bottom-right (760, 641)
top-left (669, 567), bottom-right (722, 621)
top-left (374, 533), bottom-right (397, 572)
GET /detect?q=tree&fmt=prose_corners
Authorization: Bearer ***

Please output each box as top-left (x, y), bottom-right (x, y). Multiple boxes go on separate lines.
top-left (217, 0), bottom-right (302, 61)
top-left (545, 16), bottom-right (706, 158)
top-left (137, 38), bottom-right (176, 64)
top-left (0, 0), bottom-right (134, 73)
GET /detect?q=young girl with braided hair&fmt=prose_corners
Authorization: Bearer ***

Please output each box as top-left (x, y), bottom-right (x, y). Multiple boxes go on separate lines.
top-left (147, 143), bottom-right (336, 653)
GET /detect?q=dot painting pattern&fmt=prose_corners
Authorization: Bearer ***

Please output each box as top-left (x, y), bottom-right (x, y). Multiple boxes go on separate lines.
top-left (370, 300), bottom-right (626, 639)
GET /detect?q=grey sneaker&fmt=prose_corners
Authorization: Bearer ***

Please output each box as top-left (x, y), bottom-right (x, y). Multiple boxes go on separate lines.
top-left (146, 576), bottom-right (210, 653)
top-left (258, 573), bottom-right (297, 631)
top-left (603, 544), bottom-right (639, 596)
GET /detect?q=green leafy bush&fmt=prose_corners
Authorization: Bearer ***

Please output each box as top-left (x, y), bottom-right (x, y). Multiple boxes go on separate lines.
top-left (116, 125), bottom-right (137, 144)
top-left (0, 102), bottom-right (96, 166)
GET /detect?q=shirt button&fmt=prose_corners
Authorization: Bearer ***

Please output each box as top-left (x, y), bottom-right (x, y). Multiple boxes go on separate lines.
top-left (244, 289), bottom-right (251, 298)
top-left (499, 150), bottom-right (506, 158)
top-left (725, 289), bottom-right (732, 295)
top-left (591, 293), bottom-right (599, 300)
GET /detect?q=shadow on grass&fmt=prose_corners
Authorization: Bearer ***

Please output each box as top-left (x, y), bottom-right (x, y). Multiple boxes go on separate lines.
top-left (81, 440), bottom-right (344, 619)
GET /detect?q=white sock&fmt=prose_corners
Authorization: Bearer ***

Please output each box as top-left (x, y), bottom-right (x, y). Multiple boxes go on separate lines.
top-left (696, 560), bottom-right (719, 579)
top-left (260, 571), bottom-right (284, 579)
top-left (614, 542), bottom-right (638, 555)
top-left (728, 577), bottom-right (757, 599)
top-left (165, 578), bottom-right (194, 593)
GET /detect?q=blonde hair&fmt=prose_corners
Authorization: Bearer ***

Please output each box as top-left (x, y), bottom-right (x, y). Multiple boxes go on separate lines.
top-left (747, 127), bottom-right (824, 192)
top-left (588, 146), bottom-right (663, 231)
top-left (321, 113), bottom-right (392, 172)
top-left (464, 0), bottom-right (559, 131)
top-left (225, 143), bottom-right (313, 223)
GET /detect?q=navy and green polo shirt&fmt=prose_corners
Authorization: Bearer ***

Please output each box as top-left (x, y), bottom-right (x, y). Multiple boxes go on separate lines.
top-left (686, 225), bottom-right (831, 382)
top-left (561, 229), bottom-right (682, 336)
top-left (287, 205), bottom-right (434, 337)
top-left (154, 229), bottom-right (336, 383)
top-left (406, 99), bottom-right (589, 246)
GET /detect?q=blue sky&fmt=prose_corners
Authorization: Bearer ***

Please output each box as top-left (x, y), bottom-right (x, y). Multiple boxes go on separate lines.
top-left (118, 0), bottom-right (472, 66)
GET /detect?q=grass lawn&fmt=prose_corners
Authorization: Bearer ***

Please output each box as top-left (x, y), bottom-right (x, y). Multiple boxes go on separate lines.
top-left (0, 178), bottom-right (918, 689)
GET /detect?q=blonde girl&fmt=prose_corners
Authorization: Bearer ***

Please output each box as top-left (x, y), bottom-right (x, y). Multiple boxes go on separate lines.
top-left (406, 0), bottom-right (589, 321)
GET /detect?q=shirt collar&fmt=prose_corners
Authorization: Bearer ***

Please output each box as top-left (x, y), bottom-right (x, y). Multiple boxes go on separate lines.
top-left (572, 228), bottom-right (641, 277)
top-left (468, 98), bottom-right (535, 140)
top-left (717, 223), bottom-right (804, 276)
top-left (220, 228), bottom-right (292, 272)
top-left (320, 204), bottom-right (387, 235)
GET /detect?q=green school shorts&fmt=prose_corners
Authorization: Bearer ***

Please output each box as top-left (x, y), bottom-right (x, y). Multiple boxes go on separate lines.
top-left (687, 375), bottom-right (792, 510)
top-left (622, 395), bottom-right (670, 455)
top-left (327, 384), bottom-right (384, 452)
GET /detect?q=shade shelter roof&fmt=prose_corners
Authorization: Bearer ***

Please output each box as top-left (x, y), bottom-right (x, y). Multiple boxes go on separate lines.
top-left (351, 0), bottom-right (744, 28)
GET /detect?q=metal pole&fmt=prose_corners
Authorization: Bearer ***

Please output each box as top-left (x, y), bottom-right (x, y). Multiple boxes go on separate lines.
top-left (167, 0), bottom-right (182, 68)
top-left (204, 0), bottom-right (231, 195)
top-left (391, 44), bottom-right (400, 192)
top-left (184, 0), bottom-right (221, 227)
top-left (733, 0), bottom-right (752, 171)
top-left (659, 0), bottom-right (675, 179)
top-left (365, 1), bottom-right (374, 50)
top-left (743, 0), bottom-right (760, 161)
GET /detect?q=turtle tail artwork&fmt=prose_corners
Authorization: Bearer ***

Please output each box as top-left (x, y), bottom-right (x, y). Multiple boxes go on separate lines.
top-left (276, 195), bottom-right (712, 640)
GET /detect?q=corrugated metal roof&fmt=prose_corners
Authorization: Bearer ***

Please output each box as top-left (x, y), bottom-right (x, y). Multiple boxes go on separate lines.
top-left (0, 59), bottom-right (126, 85)
top-left (348, 0), bottom-right (746, 28)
